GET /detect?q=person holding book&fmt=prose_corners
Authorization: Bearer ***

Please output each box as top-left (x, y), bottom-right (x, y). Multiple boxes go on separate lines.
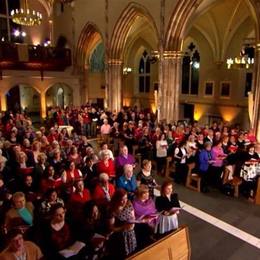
top-left (133, 184), bottom-right (157, 224)
top-left (156, 133), bottom-right (168, 176)
top-left (155, 181), bottom-right (180, 234)
top-left (106, 188), bottom-right (137, 258)
top-left (40, 203), bottom-right (86, 259)
top-left (133, 185), bottom-right (157, 249)
top-left (77, 201), bottom-right (107, 259)
top-left (40, 165), bottom-right (62, 194)
top-left (198, 142), bottom-right (214, 192)
top-left (211, 141), bottom-right (227, 188)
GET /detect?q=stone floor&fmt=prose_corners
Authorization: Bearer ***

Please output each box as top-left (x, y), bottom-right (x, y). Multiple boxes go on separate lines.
top-left (175, 184), bottom-right (260, 260)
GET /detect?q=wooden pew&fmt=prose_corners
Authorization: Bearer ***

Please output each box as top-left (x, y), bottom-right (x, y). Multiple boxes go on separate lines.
top-left (254, 177), bottom-right (260, 205)
top-left (127, 226), bottom-right (191, 260)
top-left (185, 163), bottom-right (201, 192)
top-left (248, 178), bottom-right (260, 204)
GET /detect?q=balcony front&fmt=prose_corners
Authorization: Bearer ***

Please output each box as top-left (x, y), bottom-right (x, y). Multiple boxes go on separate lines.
top-left (0, 43), bottom-right (72, 72)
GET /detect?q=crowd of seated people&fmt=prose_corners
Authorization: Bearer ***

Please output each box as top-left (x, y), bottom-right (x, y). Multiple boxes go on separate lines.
top-left (0, 105), bottom-right (259, 259)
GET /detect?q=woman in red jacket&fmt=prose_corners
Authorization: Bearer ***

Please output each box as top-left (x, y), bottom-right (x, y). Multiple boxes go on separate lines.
top-left (97, 151), bottom-right (115, 179)
top-left (92, 173), bottom-right (115, 206)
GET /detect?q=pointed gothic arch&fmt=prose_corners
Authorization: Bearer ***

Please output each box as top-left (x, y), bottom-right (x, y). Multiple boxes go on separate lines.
top-left (110, 2), bottom-right (160, 60)
top-left (165, 0), bottom-right (260, 51)
top-left (75, 22), bottom-right (104, 71)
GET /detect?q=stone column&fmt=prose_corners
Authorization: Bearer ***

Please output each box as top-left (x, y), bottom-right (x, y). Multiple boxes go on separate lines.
top-left (0, 95), bottom-right (6, 111)
top-left (40, 92), bottom-right (46, 119)
top-left (79, 64), bottom-right (89, 104)
top-left (159, 51), bottom-right (182, 123)
top-left (108, 59), bottom-right (123, 112)
top-left (252, 43), bottom-right (260, 141)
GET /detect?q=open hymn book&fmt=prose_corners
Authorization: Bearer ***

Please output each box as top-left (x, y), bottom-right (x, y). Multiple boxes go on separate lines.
top-left (129, 208), bottom-right (182, 223)
top-left (59, 241), bottom-right (86, 258)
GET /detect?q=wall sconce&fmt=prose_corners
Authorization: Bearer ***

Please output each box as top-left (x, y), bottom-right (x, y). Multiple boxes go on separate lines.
top-left (149, 50), bottom-right (159, 63)
top-left (123, 67), bottom-right (132, 75)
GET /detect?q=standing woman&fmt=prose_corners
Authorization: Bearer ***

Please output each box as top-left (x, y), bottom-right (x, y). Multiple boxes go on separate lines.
top-left (174, 141), bottom-right (189, 184)
top-left (106, 188), bottom-right (137, 259)
top-left (156, 133), bottom-right (168, 176)
top-left (155, 181), bottom-right (180, 235)
top-left (198, 142), bottom-right (214, 192)
top-left (136, 160), bottom-right (157, 198)
top-left (211, 141), bottom-right (227, 188)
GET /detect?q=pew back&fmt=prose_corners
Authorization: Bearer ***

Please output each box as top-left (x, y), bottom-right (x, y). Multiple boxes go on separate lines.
top-left (127, 226), bottom-right (191, 260)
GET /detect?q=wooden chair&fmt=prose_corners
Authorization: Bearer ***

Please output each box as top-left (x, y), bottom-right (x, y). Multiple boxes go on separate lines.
top-left (185, 163), bottom-right (201, 192)
top-left (222, 165), bottom-right (242, 198)
top-left (132, 145), bottom-right (139, 157)
top-left (96, 133), bottom-right (103, 146)
top-left (254, 177), bottom-right (260, 205)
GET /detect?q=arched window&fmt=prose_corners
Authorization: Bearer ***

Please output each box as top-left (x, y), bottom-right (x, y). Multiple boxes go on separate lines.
top-left (181, 43), bottom-right (200, 95)
top-left (90, 42), bottom-right (105, 72)
top-left (139, 50), bottom-right (150, 93)
top-left (57, 87), bottom-right (64, 107)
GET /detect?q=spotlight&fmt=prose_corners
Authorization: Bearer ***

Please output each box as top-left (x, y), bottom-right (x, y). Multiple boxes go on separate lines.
top-left (21, 31), bottom-right (27, 37)
top-left (13, 29), bottom-right (20, 37)
top-left (43, 39), bottom-right (51, 47)
top-left (193, 61), bottom-right (200, 69)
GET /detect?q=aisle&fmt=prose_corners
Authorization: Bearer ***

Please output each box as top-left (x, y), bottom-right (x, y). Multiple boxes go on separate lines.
top-left (171, 184), bottom-right (260, 259)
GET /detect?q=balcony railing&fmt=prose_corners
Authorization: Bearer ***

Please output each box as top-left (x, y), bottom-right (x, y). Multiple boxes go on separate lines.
top-left (0, 43), bottom-right (72, 71)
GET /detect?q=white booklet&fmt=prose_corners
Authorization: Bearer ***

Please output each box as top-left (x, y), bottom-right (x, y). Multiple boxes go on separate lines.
top-left (168, 207), bottom-right (182, 214)
top-left (128, 212), bottom-right (162, 223)
top-left (59, 241), bottom-right (86, 258)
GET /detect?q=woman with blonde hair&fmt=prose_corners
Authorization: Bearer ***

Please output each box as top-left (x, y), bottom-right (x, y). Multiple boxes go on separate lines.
top-left (136, 160), bottom-right (157, 197)
top-left (133, 184), bottom-right (158, 249)
top-left (31, 141), bottom-right (41, 165)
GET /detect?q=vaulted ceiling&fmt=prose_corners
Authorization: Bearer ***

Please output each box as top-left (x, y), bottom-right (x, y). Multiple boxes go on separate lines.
top-left (184, 0), bottom-right (255, 61)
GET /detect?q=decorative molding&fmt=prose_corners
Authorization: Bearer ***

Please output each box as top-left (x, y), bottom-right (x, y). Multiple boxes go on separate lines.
top-left (163, 51), bottom-right (184, 59)
top-left (108, 59), bottom-right (123, 65)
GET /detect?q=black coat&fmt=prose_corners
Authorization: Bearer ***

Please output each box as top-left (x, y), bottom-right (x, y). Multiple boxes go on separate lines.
top-left (155, 193), bottom-right (180, 212)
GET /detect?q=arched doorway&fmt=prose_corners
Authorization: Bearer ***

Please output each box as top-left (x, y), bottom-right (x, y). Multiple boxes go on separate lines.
top-left (6, 86), bottom-right (20, 113)
top-left (46, 83), bottom-right (73, 110)
top-left (6, 84), bottom-right (41, 120)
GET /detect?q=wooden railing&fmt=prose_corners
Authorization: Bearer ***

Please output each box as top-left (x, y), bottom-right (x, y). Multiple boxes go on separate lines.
top-left (127, 226), bottom-right (191, 260)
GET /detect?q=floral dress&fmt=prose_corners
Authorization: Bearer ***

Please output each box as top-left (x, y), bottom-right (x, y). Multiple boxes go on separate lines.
top-left (108, 202), bottom-right (137, 258)
top-left (115, 202), bottom-right (137, 256)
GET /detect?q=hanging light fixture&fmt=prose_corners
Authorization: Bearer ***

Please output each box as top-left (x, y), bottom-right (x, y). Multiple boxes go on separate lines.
top-left (226, 40), bottom-right (255, 70)
top-left (11, 0), bottom-right (42, 26)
